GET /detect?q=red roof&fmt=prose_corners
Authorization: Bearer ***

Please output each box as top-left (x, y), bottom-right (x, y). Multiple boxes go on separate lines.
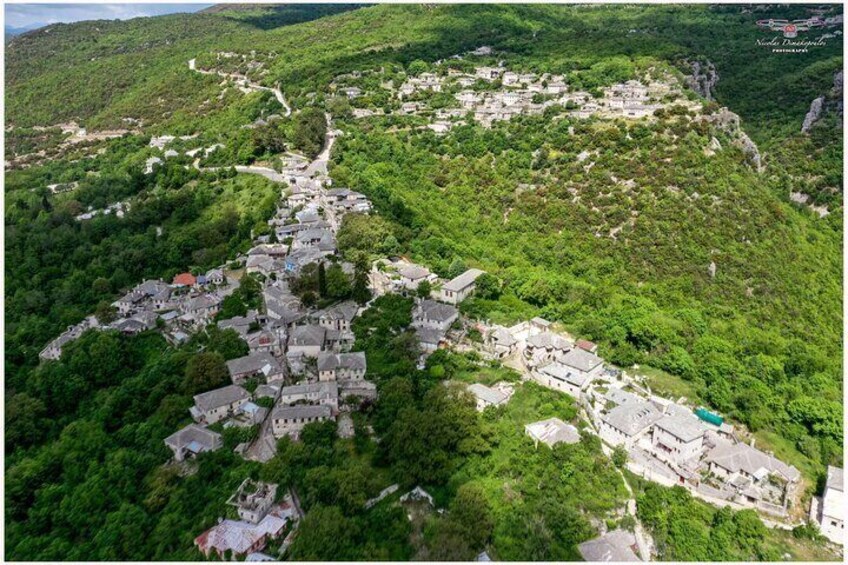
top-left (576, 339), bottom-right (597, 352)
top-left (173, 272), bottom-right (197, 286)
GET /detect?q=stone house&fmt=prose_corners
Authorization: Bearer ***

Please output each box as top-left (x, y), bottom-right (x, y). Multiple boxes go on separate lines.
top-left (271, 405), bottom-right (334, 438)
top-left (226, 352), bottom-right (286, 385)
top-left (164, 424), bottom-right (223, 462)
top-left (599, 401), bottom-right (664, 449)
top-left (317, 352), bottom-right (367, 382)
top-left (190, 384), bottom-right (251, 425)
top-left (439, 268), bottom-right (485, 305)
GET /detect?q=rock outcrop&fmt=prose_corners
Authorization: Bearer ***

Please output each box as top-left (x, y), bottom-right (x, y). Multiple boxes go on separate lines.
top-left (704, 108), bottom-right (763, 172)
top-left (801, 96), bottom-right (825, 133)
top-left (684, 60), bottom-right (719, 100)
top-left (801, 70), bottom-right (843, 133)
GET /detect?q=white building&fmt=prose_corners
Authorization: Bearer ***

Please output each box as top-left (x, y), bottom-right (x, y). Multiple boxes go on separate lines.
top-left (440, 268), bottom-right (485, 304)
top-left (190, 385), bottom-right (251, 425)
top-left (651, 414), bottom-right (705, 464)
top-left (599, 401), bottom-right (663, 449)
top-left (812, 466), bottom-right (844, 545)
top-left (271, 404), bottom-right (334, 438)
top-left (525, 417), bottom-right (580, 448)
top-left (467, 383), bottom-right (509, 412)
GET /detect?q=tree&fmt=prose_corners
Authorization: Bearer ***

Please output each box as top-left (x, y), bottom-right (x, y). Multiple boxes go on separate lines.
top-left (288, 505), bottom-right (360, 561)
top-left (474, 273), bottom-right (500, 300)
top-left (94, 301), bottom-right (117, 324)
top-left (326, 263), bottom-right (351, 300)
top-left (447, 258), bottom-right (467, 279)
top-left (318, 262), bottom-right (328, 298)
top-left (612, 446), bottom-right (627, 468)
top-left (351, 257), bottom-right (371, 305)
top-left (449, 483), bottom-right (494, 550)
top-left (183, 351), bottom-right (228, 394)
top-left (416, 279), bottom-right (432, 298)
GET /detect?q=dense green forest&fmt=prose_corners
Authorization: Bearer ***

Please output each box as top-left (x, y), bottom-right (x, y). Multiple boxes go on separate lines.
top-left (4, 3), bottom-right (842, 561)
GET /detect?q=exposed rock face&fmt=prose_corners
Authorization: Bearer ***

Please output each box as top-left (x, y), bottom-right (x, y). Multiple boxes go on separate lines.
top-left (705, 108), bottom-right (763, 172)
top-left (684, 60), bottom-right (719, 100)
top-left (801, 96), bottom-right (825, 133)
top-left (708, 261), bottom-right (717, 279)
top-left (801, 70), bottom-right (843, 133)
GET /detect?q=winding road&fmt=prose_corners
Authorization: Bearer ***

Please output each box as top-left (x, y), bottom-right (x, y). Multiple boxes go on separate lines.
top-left (188, 58), bottom-right (291, 117)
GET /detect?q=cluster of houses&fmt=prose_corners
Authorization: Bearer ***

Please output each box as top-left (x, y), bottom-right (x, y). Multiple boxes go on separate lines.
top-left (469, 316), bottom-right (817, 521)
top-left (38, 270), bottom-right (233, 360)
top-left (337, 53), bottom-right (698, 131)
top-left (194, 479), bottom-right (298, 560)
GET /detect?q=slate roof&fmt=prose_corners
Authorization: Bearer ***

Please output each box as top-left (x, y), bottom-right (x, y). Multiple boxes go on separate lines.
top-left (443, 268), bottom-right (485, 292)
top-left (397, 264), bottom-right (430, 280)
top-left (467, 383), bottom-right (508, 406)
top-left (653, 414), bottom-right (706, 443)
top-left (289, 324), bottom-right (326, 347)
top-left (826, 466), bottom-right (844, 492)
top-left (226, 352), bottom-right (283, 377)
top-left (526, 332), bottom-right (572, 351)
top-left (318, 301), bottom-right (359, 323)
top-left (272, 404), bottom-right (333, 420)
top-left (604, 388), bottom-right (641, 407)
top-left (577, 529), bottom-right (640, 562)
top-left (559, 347), bottom-right (603, 373)
top-left (602, 401), bottom-right (663, 436)
top-left (280, 381), bottom-right (338, 402)
top-left (525, 417), bottom-right (580, 447)
top-left (317, 351), bottom-right (367, 372)
top-left (415, 299), bottom-right (458, 323)
top-left (414, 326), bottom-right (444, 345)
top-left (194, 385), bottom-right (250, 412)
top-left (165, 423), bottom-right (222, 450)
top-left (706, 440), bottom-right (801, 482)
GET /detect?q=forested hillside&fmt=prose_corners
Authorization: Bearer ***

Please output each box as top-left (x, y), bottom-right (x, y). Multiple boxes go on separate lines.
top-left (4, 3), bottom-right (842, 561)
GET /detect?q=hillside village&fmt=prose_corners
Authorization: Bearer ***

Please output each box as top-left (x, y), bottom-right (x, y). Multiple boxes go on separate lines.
top-left (26, 39), bottom-right (844, 562)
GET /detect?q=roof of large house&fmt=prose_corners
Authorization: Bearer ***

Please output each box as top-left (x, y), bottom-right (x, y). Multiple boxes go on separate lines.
top-left (186, 294), bottom-right (222, 311)
top-left (467, 383), bottom-right (508, 406)
top-left (538, 361), bottom-right (590, 387)
top-left (318, 301), bottom-right (359, 323)
top-left (443, 268), bottom-right (485, 292)
top-left (226, 352), bottom-right (282, 377)
top-left (165, 423), bottom-right (222, 449)
top-left (653, 414), bottom-right (706, 443)
top-left (604, 388), bottom-right (641, 407)
top-left (415, 299), bottom-right (458, 323)
top-left (826, 466), bottom-right (844, 492)
top-left (559, 347), bottom-right (603, 373)
top-left (524, 417), bottom-right (580, 447)
top-left (317, 351), bottom-right (367, 372)
top-left (272, 404), bottom-right (333, 420)
top-left (526, 332), bottom-right (572, 351)
top-left (577, 529), bottom-right (640, 562)
top-left (289, 324), bottom-right (326, 346)
top-left (135, 279), bottom-right (169, 296)
top-left (280, 381), bottom-right (338, 398)
top-left (194, 385), bottom-right (250, 412)
top-left (414, 326), bottom-right (445, 345)
top-left (396, 263), bottom-right (430, 280)
top-left (706, 440), bottom-right (801, 483)
top-left (602, 401), bottom-right (663, 436)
